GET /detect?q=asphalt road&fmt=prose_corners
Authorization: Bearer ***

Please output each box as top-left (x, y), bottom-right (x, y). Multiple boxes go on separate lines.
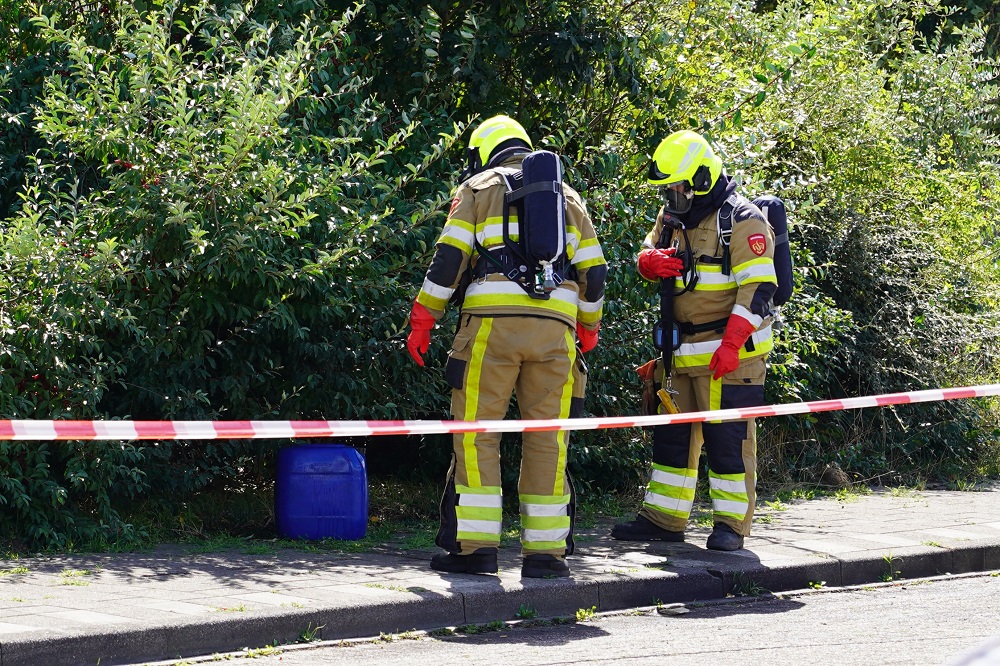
top-left (159, 572), bottom-right (1000, 666)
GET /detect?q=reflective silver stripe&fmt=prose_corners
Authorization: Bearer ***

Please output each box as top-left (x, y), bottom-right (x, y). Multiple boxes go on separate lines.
top-left (440, 225), bottom-right (475, 250)
top-left (461, 493), bottom-right (504, 508)
top-left (577, 297), bottom-right (603, 313)
top-left (457, 519), bottom-right (502, 535)
top-left (572, 244), bottom-right (604, 265)
top-left (676, 324), bottom-right (772, 357)
top-left (734, 263), bottom-right (777, 284)
top-left (690, 267), bottom-right (737, 287)
top-left (731, 304), bottom-right (762, 329)
top-left (712, 499), bottom-right (748, 516)
top-left (644, 491), bottom-right (694, 514)
top-left (420, 277), bottom-right (455, 301)
top-left (651, 468), bottom-right (698, 489)
top-left (709, 477), bottom-right (748, 494)
top-left (566, 229), bottom-right (581, 252)
top-left (466, 280), bottom-right (580, 306)
top-left (479, 221), bottom-right (521, 245)
top-left (521, 503), bottom-right (568, 517)
top-left (677, 142), bottom-right (701, 172)
top-left (677, 338), bottom-right (721, 357)
top-left (523, 527), bottom-right (570, 542)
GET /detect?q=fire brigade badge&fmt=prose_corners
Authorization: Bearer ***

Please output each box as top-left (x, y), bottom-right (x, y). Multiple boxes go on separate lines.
top-left (748, 233), bottom-right (767, 256)
top-left (449, 196), bottom-right (461, 216)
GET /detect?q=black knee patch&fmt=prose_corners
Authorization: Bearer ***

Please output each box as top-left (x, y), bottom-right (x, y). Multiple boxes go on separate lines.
top-left (652, 423), bottom-right (692, 469)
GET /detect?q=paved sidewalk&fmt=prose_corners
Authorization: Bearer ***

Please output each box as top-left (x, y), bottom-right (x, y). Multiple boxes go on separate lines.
top-left (2, 486), bottom-right (1000, 666)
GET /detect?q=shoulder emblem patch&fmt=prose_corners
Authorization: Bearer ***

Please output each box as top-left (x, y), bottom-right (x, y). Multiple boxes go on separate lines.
top-left (748, 233), bottom-right (767, 256)
top-left (449, 196), bottom-right (461, 216)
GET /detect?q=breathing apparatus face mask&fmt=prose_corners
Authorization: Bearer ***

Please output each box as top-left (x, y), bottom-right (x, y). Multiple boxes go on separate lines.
top-left (659, 182), bottom-right (694, 215)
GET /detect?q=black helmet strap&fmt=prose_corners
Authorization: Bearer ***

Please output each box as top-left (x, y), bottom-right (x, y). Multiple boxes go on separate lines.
top-left (692, 164), bottom-right (713, 191)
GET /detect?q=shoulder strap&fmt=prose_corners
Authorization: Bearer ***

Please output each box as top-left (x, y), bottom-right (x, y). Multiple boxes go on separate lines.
top-left (758, 204), bottom-right (789, 246)
top-left (717, 194), bottom-right (739, 275)
top-left (717, 193), bottom-right (740, 234)
top-left (500, 169), bottom-right (531, 267)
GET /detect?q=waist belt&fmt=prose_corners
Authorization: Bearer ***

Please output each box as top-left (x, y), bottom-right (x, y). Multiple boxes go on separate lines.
top-left (471, 247), bottom-right (567, 282)
top-left (677, 317), bottom-right (729, 335)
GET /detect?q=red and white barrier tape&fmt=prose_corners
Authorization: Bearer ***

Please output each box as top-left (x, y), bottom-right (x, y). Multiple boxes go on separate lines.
top-left (1, 384), bottom-right (998, 441)
top-left (2, 384), bottom-right (998, 441)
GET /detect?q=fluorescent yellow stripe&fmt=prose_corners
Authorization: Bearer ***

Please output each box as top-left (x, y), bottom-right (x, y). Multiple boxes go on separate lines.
top-left (457, 530), bottom-right (501, 542)
top-left (463, 292), bottom-right (578, 318)
top-left (731, 256), bottom-right (774, 273)
top-left (553, 330), bottom-right (575, 495)
top-left (674, 336), bottom-right (774, 369)
top-left (438, 235), bottom-right (473, 253)
top-left (456, 505), bottom-right (503, 521)
top-left (692, 282), bottom-right (738, 292)
top-left (647, 479), bottom-right (696, 501)
top-left (522, 515), bottom-right (570, 530)
top-left (442, 218), bottom-right (475, 233)
top-left (520, 493), bottom-right (572, 505)
top-left (713, 511), bottom-right (746, 521)
top-left (739, 275), bottom-right (779, 285)
top-left (712, 489), bottom-right (748, 504)
top-left (456, 484), bottom-right (502, 495)
top-left (462, 319), bottom-right (493, 487)
top-left (652, 462), bottom-right (697, 477)
top-left (417, 291), bottom-right (448, 311)
top-left (574, 256), bottom-right (607, 269)
top-left (643, 500), bottom-right (690, 519)
top-left (522, 541), bottom-right (567, 552)
top-left (709, 374), bottom-right (723, 423)
top-left (481, 215), bottom-right (520, 242)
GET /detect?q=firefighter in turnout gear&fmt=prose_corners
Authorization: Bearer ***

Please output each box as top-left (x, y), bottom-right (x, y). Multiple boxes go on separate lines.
top-left (406, 115), bottom-right (608, 578)
top-left (611, 130), bottom-right (777, 551)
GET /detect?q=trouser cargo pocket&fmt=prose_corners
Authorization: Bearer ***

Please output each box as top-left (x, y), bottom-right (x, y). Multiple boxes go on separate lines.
top-left (445, 315), bottom-right (476, 390)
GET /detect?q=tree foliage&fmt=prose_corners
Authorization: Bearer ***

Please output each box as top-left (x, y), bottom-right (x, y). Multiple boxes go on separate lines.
top-left (2, 0), bottom-right (998, 549)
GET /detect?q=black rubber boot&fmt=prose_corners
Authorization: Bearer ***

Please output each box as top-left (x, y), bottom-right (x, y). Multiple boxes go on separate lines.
top-left (521, 554), bottom-right (570, 579)
top-left (610, 515), bottom-right (685, 542)
top-left (706, 523), bottom-right (744, 551)
top-left (430, 548), bottom-right (498, 574)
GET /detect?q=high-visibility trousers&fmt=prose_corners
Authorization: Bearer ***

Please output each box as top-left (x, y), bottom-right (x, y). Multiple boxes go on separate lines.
top-left (639, 358), bottom-right (765, 537)
top-left (435, 314), bottom-right (577, 557)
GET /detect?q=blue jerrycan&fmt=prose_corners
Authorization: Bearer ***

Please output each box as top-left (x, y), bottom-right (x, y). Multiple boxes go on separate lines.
top-left (275, 443), bottom-right (368, 540)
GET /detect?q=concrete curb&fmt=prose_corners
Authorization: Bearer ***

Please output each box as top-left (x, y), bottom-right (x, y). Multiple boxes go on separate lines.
top-left (2, 487), bottom-right (1000, 665)
top-left (3, 541), bottom-right (999, 666)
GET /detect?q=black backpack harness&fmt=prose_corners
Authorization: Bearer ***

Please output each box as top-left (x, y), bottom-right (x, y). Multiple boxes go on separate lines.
top-left (470, 151), bottom-right (569, 300)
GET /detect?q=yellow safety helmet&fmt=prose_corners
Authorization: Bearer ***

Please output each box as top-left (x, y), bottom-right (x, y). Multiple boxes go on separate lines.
top-left (647, 130), bottom-right (723, 214)
top-left (465, 115), bottom-right (532, 177)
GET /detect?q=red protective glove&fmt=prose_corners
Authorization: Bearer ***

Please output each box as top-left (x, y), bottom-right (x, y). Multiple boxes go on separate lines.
top-left (576, 321), bottom-right (599, 353)
top-left (637, 248), bottom-right (684, 281)
top-left (709, 314), bottom-right (757, 380)
top-left (406, 301), bottom-right (435, 367)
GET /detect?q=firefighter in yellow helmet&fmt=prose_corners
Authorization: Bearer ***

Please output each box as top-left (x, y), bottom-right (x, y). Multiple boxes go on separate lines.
top-left (611, 130), bottom-right (777, 551)
top-left (406, 115), bottom-right (608, 577)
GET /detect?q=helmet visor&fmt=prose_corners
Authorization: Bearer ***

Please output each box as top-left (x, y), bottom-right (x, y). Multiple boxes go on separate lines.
top-left (659, 182), bottom-right (694, 214)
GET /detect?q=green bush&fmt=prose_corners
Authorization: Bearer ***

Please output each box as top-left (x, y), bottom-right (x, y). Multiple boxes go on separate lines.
top-left (0, 0), bottom-right (460, 548)
top-left (1, 0), bottom-right (998, 550)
